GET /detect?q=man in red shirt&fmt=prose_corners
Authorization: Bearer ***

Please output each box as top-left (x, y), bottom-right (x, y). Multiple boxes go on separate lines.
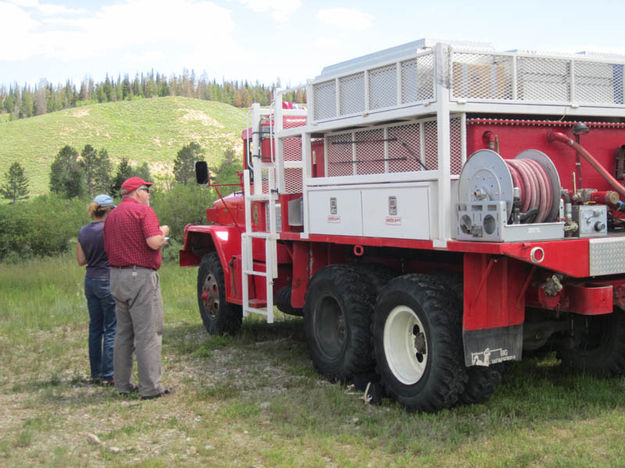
top-left (104, 176), bottom-right (171, 399)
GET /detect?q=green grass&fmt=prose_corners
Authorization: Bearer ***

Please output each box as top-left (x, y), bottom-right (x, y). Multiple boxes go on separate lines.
top-left (0, 97), bottom-right (247, 196)
top-left (2, 256), bottom-right (625, 466)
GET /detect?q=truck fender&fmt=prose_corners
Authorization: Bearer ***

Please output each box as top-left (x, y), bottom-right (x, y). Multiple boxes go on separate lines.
top-left (179, 225), bottom-right (242, 277)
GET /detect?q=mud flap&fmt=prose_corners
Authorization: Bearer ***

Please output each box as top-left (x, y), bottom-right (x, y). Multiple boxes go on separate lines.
top-left (463, 324), bottom-right (523, 367)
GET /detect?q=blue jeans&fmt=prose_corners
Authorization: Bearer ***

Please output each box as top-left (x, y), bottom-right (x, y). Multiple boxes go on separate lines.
top-left (84, 276), bottom-right (117, 380)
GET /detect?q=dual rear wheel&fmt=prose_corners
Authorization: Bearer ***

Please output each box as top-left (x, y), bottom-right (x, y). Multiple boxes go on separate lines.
top-left (303, 267), bottom-right (500, 411)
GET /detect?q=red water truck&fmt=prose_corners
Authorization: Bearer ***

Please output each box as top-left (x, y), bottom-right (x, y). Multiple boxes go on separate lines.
top-left (180, 39), bottom-right (625, 411)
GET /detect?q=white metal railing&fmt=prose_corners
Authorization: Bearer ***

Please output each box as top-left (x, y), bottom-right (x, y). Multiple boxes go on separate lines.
top-left (309, 41), bottom-right (625, 125)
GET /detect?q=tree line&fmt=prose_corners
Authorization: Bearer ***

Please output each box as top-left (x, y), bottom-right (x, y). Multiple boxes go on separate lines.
top-left (0, 71), bottom-right (306, 120)
top-left (0, 142), bottom-right (240, 262)
top-left (1, 140), bottom-right (241, 204)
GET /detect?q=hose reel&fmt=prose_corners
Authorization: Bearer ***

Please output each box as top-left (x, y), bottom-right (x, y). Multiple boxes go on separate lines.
top-left (456, 149), bottom-right (564, 242)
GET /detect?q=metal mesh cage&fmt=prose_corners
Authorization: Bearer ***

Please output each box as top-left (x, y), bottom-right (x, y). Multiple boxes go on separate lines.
top-left (452, 52), bottom-right (513, 100)
top-left (575, 61), bottom-right (622, 104)
top-left (355, 129), bottom-right (385, 175)
top-left (279, 113), bottom-right (306, 194)
top-left (311, 51), bottom-right (435, 122)
top-left (450, 117), bottom-right (462, 175)
top-left (388, 124), bottom-right (422, 173)
top-left (400, 58), bottom-right (418, 104)
top-left (517, 56), bottom-right (570, 102)
top-left (282, 137), bottom-right (302, 162)
top-left (339, 72), bottom-right (365, 115)
top-left (324, 117), bottom-right (463, 177)
top-left (313, 80), bottom-right (336, 121)
top-left (415, 53), bottom-right (435, 101)
top-left (284, 167), bottom-right (303, 194)
top-left (369, 64), bottom-right (397, 110)
top-left (260, 166), bottom-right (270, 194)
top-left (327, 133), bottom-right (354, 177)
top-left (423, 121), bottom-right (438, 170)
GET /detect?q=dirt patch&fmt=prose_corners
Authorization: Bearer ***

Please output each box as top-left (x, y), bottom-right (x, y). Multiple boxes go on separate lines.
top-left (178, 109), bottom-right (223, 128)
top-left (70, 108), bottom-right (90, 118)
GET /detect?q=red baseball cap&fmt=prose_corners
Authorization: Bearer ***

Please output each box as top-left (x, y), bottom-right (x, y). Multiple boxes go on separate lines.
top-left (120, 177), bottom-right (153, 195)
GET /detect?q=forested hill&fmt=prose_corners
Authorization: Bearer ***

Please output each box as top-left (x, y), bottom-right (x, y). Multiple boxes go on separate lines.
top-left (0, 96), bottom-right (247, 196)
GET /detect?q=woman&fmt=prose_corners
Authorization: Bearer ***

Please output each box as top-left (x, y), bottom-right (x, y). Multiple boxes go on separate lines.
top-left (77, 194), bottom-right (116, 385)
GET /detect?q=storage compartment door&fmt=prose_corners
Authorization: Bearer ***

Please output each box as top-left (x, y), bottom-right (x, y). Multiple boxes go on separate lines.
top-left (361, 186), bottom-right (430, 239)
top-left (308, 189), bottom-right (363, 236)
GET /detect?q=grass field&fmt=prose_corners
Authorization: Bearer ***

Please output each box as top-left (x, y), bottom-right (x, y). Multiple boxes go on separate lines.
top-left (0, 97), bottom-right (247, 197)
top-left (2, 256), bottom-right (625, 466)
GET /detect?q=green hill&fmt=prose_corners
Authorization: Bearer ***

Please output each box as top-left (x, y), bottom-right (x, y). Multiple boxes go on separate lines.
top-left (0, 97), bottom-right (248, 196)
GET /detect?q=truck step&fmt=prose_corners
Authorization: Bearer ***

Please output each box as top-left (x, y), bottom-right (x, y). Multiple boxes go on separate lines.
top-left (247, 299), bottom-right (267, 309)
top-left (243, 270), bottom-right (268, 277)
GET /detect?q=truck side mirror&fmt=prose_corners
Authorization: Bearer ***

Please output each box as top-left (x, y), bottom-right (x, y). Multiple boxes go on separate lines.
top-left (195, 161), bottom-right (211, 186)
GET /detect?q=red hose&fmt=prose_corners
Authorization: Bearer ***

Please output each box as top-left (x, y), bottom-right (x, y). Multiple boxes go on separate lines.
top-left (505, 158), bottom-right (553, 222)
top-left (524, 159), bottom-right (552, 222)
top-left (548, 131), bottom-right (625, 199)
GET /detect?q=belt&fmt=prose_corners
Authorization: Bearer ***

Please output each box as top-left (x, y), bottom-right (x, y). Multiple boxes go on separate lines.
top-left (111, 265), bottom-right (155, 271)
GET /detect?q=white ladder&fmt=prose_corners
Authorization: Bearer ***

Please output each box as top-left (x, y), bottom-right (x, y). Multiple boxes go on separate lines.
top-left (241, 104), bottom-right (279, 323)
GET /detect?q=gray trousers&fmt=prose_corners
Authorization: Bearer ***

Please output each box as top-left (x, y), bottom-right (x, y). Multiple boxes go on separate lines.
top-left (110, 266), bottom-right (164, 397)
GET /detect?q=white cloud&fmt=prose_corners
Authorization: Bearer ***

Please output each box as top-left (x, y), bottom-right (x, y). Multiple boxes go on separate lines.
top-left (238, 0), bottom-right (301, 22)
top-left (7, 0), bottom-right (85, 15)
top-left (0, 2), bottom-right (41, 60)
top-left (0, 0), bottom-right (238, 65)
top-left (316, 8), bottom-right (373, 32)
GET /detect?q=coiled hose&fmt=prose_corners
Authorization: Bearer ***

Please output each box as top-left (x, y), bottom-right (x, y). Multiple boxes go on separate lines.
top-left (505, 158), bottom-right (553, 223)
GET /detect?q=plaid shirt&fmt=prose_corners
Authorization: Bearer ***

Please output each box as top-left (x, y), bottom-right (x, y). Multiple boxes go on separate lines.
top-left (103, 197), bottom-right (163, 270)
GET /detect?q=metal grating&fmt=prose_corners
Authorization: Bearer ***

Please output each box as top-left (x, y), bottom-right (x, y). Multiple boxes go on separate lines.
top-left (450, 117), bottom-right (462, 175)
top-left (311, 51), bottom-right (435, 122)
top-left (260, 167), bottom-right (270, 194)
top-left (284, 167), bottom-right (303, 194)
top-left (517, 56), bottom-right (570, 102)
top-left (401, 58), bottom-right (418, 103)
top-left (279, 113), bottom-right (306, 194)
top-left (323, 117), bottom-right (464, 177)
top-left (313, 80), bottom-right (336, 121)
top-left (388, 124), bottom-right (422, 173)
top-left (369, 64), bottom-right (397, 110)
top-left (423, 121), bottom-right (438, 170)
top-left (450, 49), bottom-right (625, 107)
top-left (327, 133), bottom-right (354, 177)
top-left (355, 129), bottom-right (385, 175)
top-left (452, 53), bottom-right (513, 100)
top-left (415, 53), bottom-right (435, 101)
top-left (575, 61), bottom-right (623, 104)
top-left (339, 72), bottom-right (365, 115)
top-left (282, 137), bottom-right (302, 162)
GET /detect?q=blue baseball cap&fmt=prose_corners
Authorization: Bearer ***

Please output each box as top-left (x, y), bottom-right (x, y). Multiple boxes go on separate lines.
top-left (93, 194), bottom-right (116, 208)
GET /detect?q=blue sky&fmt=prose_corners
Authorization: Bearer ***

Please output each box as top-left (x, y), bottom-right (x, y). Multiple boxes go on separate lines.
top-left (1, 0), bottom-right (625, 89)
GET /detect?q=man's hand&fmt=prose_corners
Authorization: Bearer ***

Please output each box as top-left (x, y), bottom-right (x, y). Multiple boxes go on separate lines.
top-left (146, 225), bottom-right (170, 250)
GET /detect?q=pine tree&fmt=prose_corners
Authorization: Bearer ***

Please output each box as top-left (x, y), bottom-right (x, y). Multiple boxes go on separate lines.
top-left (49, 145), bottom-right (85, 198)
top-left (110, 158), bottom-right (133, 195)
top-left (0, 161), bottom-right (30, 204)
top-left (173, 142), bottom-right (205, 185)
top-left (110, 159), bottom-right (151, 195)
top-left (80, 145), bottom-right (112, 196)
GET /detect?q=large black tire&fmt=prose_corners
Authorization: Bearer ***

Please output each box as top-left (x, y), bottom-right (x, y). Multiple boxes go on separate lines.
top-left (275, 286), bottom-right (303, 316)
top-left (373, 274), bottom-right (467, 411)
top-left (353, 263), bottom-right (397, 295)
top-left (434, 272), bottom-right (502, 405)
top-left (197, 253), bottom-right (242, 335)
top-left (303, 265), bottom-right (376, 382)
top-left (557, 308), bottom-right (625, 376)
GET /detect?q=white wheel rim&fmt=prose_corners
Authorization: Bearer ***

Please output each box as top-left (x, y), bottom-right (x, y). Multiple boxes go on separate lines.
top-left (383, 305), bottom-right (428, 385)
